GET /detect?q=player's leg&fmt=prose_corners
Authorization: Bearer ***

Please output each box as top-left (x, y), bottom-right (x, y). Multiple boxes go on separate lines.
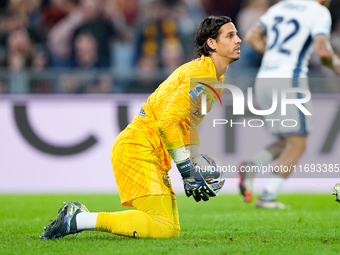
top-left (276, 135), bottom-right (306, 177)
top-left (239, 136), bottom-right (286, 202)
top-left (252, 136), bottom-right (286, 166)
top-left (40, 195), bottom-right (175, 239)
top-left (95, 194), bottom-right (175, 238)
top-left (101, 128), bottom-right (176, 238)
top-left (254, 78), bottom-right (310, 208)
top-left (256, 135), bottom-right (307, 209)
top-left (41, 128), bottom-right (178, 239)
top-left (239, 78), bottom-right (286, 202)
top-left (80, 187), bottom-right (180, 238)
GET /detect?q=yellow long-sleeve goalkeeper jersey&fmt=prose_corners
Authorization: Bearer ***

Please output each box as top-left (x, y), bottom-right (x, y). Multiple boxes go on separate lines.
top-left (128, 55), bottom-right (224, 156)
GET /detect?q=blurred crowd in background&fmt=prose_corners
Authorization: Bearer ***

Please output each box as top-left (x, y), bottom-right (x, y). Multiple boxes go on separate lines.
top-left (0, 0), bottom-right (339, 94)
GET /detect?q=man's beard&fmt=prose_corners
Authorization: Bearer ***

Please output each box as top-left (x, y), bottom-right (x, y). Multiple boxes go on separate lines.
top-left (230, 55), bottom-right (241, 62)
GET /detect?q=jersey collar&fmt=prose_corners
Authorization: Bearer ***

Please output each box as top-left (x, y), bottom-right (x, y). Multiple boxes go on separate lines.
top-left (201, 55), bottom-right (217, 78)
top-left (201, 55), bottom-right (225, 80)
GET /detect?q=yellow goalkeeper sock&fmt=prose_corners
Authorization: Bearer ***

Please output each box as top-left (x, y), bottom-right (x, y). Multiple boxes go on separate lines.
top-left (95, 195), bottom-right (178, 238)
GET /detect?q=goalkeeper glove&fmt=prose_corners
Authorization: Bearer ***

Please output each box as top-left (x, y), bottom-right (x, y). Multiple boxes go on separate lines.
top-left (177, 158), bottom-right (216, 202)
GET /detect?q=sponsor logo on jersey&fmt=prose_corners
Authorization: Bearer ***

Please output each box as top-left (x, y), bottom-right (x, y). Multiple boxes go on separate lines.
top-left (139, 107), bottom-right (146, 117)
top-left (189, 84), bottom-right (204, 99)
top-left (190, 82), bottom-right (222, 105)
top-left (162, 174), bottom-right (170, 188)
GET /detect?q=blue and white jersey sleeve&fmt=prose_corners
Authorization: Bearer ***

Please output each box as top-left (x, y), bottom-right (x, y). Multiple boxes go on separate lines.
top-left (311, 6), bottom-right (331, 38)
top-left (256, 0), bottom-right (334, 78)
top-left (258, 6), bottom-right (273, 31)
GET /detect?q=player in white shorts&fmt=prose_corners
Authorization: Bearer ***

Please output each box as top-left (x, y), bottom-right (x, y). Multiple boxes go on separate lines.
top-left (238, 0), bottom-right (340, 208)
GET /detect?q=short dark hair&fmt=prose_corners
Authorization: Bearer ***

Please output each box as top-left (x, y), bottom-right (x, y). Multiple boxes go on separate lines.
top-left (194, 16), bottom-right (232, 57)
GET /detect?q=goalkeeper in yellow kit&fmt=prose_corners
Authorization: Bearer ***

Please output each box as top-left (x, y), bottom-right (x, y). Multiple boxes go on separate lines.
top-left (40, 16), bottom-right (241, 239)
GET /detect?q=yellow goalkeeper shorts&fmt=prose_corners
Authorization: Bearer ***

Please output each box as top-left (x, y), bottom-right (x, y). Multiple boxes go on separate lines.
top-left (111, 127), bottom-right (173, 207)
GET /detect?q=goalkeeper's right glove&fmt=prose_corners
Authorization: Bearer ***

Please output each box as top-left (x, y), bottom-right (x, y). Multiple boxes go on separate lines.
top-left (177, 158), bottom-right (217, 202)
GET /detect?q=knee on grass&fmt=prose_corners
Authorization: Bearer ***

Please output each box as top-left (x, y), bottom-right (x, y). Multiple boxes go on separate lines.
top-left (150, 221), bottom-right (175, 239)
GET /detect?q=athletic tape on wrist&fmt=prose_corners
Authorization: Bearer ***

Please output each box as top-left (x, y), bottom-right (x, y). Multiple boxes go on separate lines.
top-left (168, 146), bottom-right (190, 164)
top-left (185, 145), bottom-right (201, 159)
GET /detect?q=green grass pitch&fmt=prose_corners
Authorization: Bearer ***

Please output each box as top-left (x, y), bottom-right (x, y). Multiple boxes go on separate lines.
top-left (0, 193), bottom-right (339, 255)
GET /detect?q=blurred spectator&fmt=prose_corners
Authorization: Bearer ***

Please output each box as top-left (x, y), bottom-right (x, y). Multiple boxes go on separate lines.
top-left (59, 33), bottom-right (113, 93)
top-left (7, 0), bottom-right (27, 20)
top-left (30, 47), bottom-right (53, 93)
top-left (237, 0), bottom-right (268, 40)
top-left (111, 0), bottom-right (138, 25)
top-left (0, 0), bottom-right (43, 50)
top-left (128, 53), bottom-right (164, 93)
top-left (2, 26), bottom-right (48, 70)
top-left (170, 0), bottom-right (206, 60)
top-left (47, 0), bottom-right (83, 67)
top-left (40, 0), bottom-right (68, 37)
top-left (0, 10), bottom-right (28, 48)
top-left (1, 29), bottom-right (34, 71)
top-left (101, 0), bottom-right (131, 42)
top-left (134, 0), bottom-right (183, 68)
top-left (69, 0), bottom-right (122, 67)
top-left (135, 54), bottom-right (158, 89)
top-left (130, 37), bottom-right (185, 93)
top-left (72, 33), bottom-right (102, 68)
top-left (0, 0), bottom-right (338, 94)
top-left (1, 28), bottom-right (33, 93)
top-left (9, 0), bottom-right (43, 38)
top-left (24, 0), bottom-right (43, 28)
top-left (161, 39), bottom-right (184, 74)
top-left (48, 0), bottom-right (126, 68)
top-left (1, 28), bottom-right (51, 93)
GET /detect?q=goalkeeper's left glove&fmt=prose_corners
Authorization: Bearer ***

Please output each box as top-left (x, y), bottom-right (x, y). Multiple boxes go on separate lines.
top-left (169, 146), bottom-right (216, 202)
top-left (177, 158), bottom-right (217, 202)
